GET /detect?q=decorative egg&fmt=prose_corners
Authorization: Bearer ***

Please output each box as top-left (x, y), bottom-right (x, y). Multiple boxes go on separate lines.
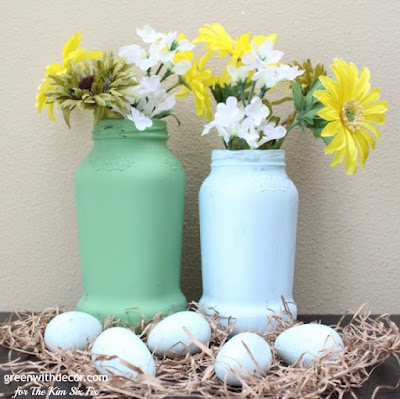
top-left (274, 323), bottom-right (344, 367)
top-left (214, 332), bottom-right (273, 386)
top-left (147, 311), bottom-right (211, 357)
top-left (44, 311), bottom-right (102, 352)
top-left (92, 327), bottom-right (156, 378)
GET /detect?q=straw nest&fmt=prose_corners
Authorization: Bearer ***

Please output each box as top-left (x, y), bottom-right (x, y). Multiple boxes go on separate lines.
top-left (0, 302), bottom-right (399, 399)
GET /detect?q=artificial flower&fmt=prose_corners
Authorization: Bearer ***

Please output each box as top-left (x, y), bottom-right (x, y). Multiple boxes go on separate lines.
top-left (227, 65), bottom-right (250, 84)
top-left (136, 25), bottom-right (164, 44)
top-left (194, 23), bottom-right (278, 86)
top-left (242, 40), bottom-right (303, 89)
top-left (42, 52), bottom-right (136, 126)
top-left (241, 40), bottom-right (283, 70)
top-left (194, 23), bottom-right (276, 61)
top-left (121, 75), bottom-right (176, 130)
top-left (36, 32), bottom-right (102, 121)
top-left (176, 53), bottom-right (218, 121)
top-left (118, 26), bottom-right (195, 129)
top-left (202, 96), bottom-right (286, 149)
top-left (203, 96), bottom-right (245, 143)
top-left (314, 58), bottom-right (388, 175)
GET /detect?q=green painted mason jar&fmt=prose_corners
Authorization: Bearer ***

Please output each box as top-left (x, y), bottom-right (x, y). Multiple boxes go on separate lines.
top-left (75, 119), bottom-right (187, 325)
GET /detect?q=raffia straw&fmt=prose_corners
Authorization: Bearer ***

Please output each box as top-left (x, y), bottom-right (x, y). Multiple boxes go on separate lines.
top-left (0, 302), bottom-right (399, 398)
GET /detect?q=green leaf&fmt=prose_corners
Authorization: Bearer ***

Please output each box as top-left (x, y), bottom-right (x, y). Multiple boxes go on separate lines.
top-left (292, 82), bottom-right (304, 113)
top-left (321, 135), bottom-right (333, 146)
top-left (62, 107), bottom-right (72, 128)
top-left (211, 83), bottom-right (242, 104)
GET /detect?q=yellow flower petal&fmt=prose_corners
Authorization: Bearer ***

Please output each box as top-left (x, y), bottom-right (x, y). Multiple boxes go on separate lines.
top-left (318, 106), bottom-right (339, 121)
top-left (363, 100), bottom-right (388, 115)
top-left (321, 120), bottom-right (341, 137)
top-left (36, 31), bottom-right (102, 122)
top-left (354, 67), bottom-right (371, 102)
top-left (359, 87), bottom-right (380, 107)
top-left (63, 32), bottom-right (82, 59)
top-left (317, 76), bottom-right (342, 106)
top-left (363, 112), bottom-right (386, 125)
top-left (330, 149), bottom-right (346, 167)
top-left (344, 133), bottom-right (358, 175)
top-left (353, 130), bottom-right (370, 168)
top-left (325, 129), bottom-right (346, 154)
top-left (363, 121), bottom-right (381, 141)
top-left (359, 126), bottom-right (376, 149)
top-left (316, 58), bottom-right (387, 174)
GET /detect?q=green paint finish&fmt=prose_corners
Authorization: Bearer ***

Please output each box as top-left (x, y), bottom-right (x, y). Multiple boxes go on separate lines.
top-left (75, 119), bottom-right (187, 325)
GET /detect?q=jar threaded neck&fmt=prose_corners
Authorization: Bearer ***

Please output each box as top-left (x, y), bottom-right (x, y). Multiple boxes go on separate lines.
top-left (211, 150), bottom-right (286, 167)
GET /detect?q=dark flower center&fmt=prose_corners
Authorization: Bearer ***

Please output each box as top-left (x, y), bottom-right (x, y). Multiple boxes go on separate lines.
top-left (79, 75), bottom-right (95, 90)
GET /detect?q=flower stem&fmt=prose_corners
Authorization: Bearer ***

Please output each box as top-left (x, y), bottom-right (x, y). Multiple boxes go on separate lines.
top-left (259, 86), bottom-right (268, 99)
top-left (155, 63), bottom-right (164, 75)
top-left (239, 84), bottom-right (246, 106)
top-left (272, 118), bottom-right (298, 149)
top-left (247, 81), bottom-right (256, 105)
top-left (160, 70), bottom-right (172, 82)
top-left (167, 82), bottom-right (180, 93)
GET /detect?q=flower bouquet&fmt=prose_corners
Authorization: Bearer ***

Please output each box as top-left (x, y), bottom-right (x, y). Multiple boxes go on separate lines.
top-left (192, 23), bottom-right (388, 332)
top-left (35, 29), bottom-right (199, 325)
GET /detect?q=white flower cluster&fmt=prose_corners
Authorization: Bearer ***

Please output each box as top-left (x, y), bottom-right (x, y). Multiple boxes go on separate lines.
top-left (118, 25), bottom-right (194, 130)
top-left (203, 38), bottom-right (303, 148)
top-left (203, 97), bottom-right (286, 149)
top-left (229, 38), bottom-right (303, 89)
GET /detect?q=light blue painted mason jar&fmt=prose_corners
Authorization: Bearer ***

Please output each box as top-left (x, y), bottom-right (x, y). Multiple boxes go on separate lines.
top-left (199, 149), bottom-right (298, 334)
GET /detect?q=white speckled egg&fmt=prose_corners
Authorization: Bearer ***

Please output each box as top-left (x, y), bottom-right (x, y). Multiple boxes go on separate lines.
top-left (274, 324), bottom-right (344, 367)
top-left (147, 311), bottom-right (211, 357)
top-left (44, 311), bottom-right (102, 352)
top-left (92, 327), bottom-right (156, 378)
top-left (214, 332), bottom-right (272, 386)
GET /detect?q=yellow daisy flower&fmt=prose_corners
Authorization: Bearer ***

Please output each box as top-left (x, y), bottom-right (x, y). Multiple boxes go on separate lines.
top-left (314, 58), bottom-right (388, 175)
top-left (36, 32), bottom-right (102, 121)
top-left (176, 52), bottom-right (218, 121)
top-left (194, 23), bottom-right (276, 86)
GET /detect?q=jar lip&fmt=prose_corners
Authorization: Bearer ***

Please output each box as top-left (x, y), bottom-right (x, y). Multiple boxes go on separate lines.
top-left (93, 118), bottom-right (168, 139)
top-left (211, 149), bottom-right (285, 165)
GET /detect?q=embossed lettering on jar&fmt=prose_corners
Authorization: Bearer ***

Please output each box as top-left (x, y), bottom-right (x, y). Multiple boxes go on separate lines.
top-left (199, 150), bottom-right (298, 334)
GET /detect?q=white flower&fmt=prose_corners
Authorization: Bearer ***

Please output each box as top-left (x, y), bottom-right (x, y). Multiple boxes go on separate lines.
top-left (275, 64), bottom-right (303, 81)
top-left (257, 122), bottom-right (287, 147)
top-left (202, 97), bottom-right (245, 144)
top-left (262, 122), bottom-right (287, 141)
top-left (242, 40), bottom-right (284, 71)
top-left (152, 93), bottom-right (176, 115)
top-left (243, 132), bottom-right (264, 149)
top-left (176, 38), bottom-right (195, 52)
top-left (126, 107), bottom-right (153, 131)
top-left (118, 44), bottom-right (147, 66)
top-left (240, 38), bottom-right (303, 89)
top-left (159, 32), bottom-right (195, 65)
top-left (170, 59), bottom-right (191, 75)
top-left (141, 44), bottom-right (162, 70)
top-left (252, 64), bottom-right (304, 89)
top-left (244, 97), bottom-right (270, 125)
top-left (227, 65), bottom-right (249, 84)
top-left (136, 25), bottom-right (164, 44)
top-left (136, 75), bottom-right (161, 95)
top-left (118, 44), bottom-right (161, 71)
